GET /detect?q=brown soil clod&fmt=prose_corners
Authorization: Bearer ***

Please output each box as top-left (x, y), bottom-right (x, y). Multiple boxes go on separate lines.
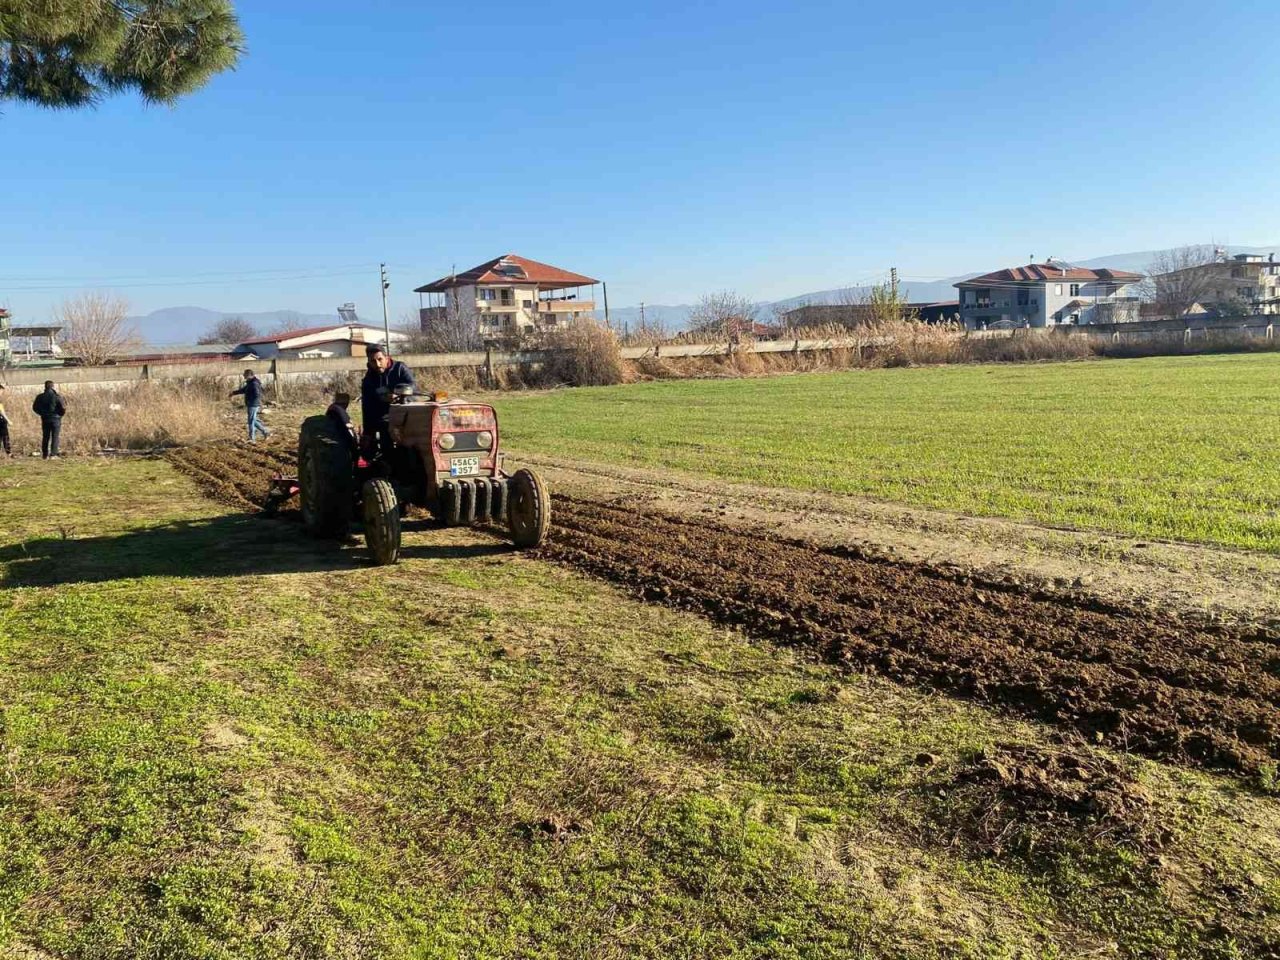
top-left (938, 743), bottom-right (1164, 858)
top-left (524, 815), bottom-right (590, 843)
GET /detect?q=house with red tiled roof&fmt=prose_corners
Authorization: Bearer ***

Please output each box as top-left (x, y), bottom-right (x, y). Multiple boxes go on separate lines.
top-left (414, 254), bottom-right (600, 339)
top-left (955, 260), bottom-right (1143, 329)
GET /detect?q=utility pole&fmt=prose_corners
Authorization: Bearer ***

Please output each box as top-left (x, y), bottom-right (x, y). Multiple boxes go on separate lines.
top-left (380, 263), bottom-right (390, 348)
top-left (890, 267), bottom-right (899, 298)
top-left (639, 301), bottom-right (646, 326)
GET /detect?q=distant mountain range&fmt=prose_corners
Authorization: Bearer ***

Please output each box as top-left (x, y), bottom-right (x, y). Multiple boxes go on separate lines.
top-left (130, 245), bottom-right (1280, 344)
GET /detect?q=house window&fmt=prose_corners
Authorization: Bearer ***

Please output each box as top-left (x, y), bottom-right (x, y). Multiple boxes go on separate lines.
top-left (1239, 287), bottom-right (1254, 297)
top-left (499, 288), bottom-right (514, 305)
top-left (1016, 289), bottom-right (1029, 306)
top-left (1055, 284), bottom-right (1063, 295)
top-left (1231, 267), bottom-right (1245, 279)
top-left (479, 289), bottom-right (496, 301)
top-left (1069, 283), bottom-right (1080, 297)
top-left (502, 314), bottom-right (515, 328)
top-left (522, 300), bottom-right (533, 309)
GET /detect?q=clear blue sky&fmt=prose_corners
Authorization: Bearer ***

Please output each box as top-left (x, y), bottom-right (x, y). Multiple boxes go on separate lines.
top-left (2, 0), bottom-right (1279, 330)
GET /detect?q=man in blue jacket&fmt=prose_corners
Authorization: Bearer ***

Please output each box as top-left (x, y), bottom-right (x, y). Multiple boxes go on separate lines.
top-left (229, 369), bottom-right (270, 442)
top-left (360, 344), bottom-right (415, 456)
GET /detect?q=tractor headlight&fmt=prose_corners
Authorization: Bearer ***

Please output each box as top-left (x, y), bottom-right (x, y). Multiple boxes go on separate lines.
top-left (476, 430), bottom-right (493, 448)
top-left (439, 433), bottom-right (456, 450)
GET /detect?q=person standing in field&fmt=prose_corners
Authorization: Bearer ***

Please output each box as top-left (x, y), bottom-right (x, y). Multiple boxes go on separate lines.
top-left (229, 368), bottom-right (270, 443)
top-left (31, 380), bottom-right (66, 459)
top-left (0, 384), bottom-right (11, 456)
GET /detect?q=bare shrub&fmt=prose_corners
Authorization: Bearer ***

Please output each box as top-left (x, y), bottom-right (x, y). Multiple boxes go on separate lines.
top-left (535, 319), bottom-right (624, 387)
top-left (687, 291), bottom-right (758, 339)
top-left (968, 330), bottom-right (1098, 363)
top-left (1145, 245), bottom-right (1221, 319)
top-left (408, 299), bottom-right (484, 354)
top-left (864, 319), bottom-right (964, 367)
top-left (727, 346), bottom-right (765, 375)
top-left (55, 292), bottom-right (143, 364)
top-left (198, 316), bottom-right (258, 344)
top-left (628, 355), bottom-right (682, 381)
top-left (616, 303), bottom-right (674, 346)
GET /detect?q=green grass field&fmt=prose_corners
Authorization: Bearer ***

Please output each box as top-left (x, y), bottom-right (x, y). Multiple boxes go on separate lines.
top-left (495, 353), bottom-right (1280, 553)
top-left (3, 460), bottom-right (1280, 957)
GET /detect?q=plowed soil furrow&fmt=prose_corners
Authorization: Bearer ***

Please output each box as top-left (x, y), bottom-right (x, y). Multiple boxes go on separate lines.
top-left (168, 442), bottom-right (296, 513)
top-left (544, 496), bottom-right (1280, 775)
top-left (165, 442), bottom-right (1280, 776)
top-left (551, 504), bottom-right (1280, 708)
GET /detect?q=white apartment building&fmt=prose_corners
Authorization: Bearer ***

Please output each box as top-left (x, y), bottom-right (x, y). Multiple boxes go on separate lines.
top-left (415, 254), bottom-right (599, 339)
top-left (955, 261), bottom-right (1143, 329)
top-left (1156, 252), bottom-right (1280, 316)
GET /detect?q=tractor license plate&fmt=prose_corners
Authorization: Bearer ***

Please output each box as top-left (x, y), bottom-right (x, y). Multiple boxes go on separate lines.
top-left (449, 456), bottom-right (481, 477)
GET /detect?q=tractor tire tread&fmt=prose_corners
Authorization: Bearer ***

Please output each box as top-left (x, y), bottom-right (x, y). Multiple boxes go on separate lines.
top-left (362, 477), bottom-right (401, 566)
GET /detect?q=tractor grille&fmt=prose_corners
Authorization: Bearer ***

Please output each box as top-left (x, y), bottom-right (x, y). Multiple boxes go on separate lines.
top-left (443, 432), bottom-right (490, 453)
top-left (439, 477), bottom-right (508, 525)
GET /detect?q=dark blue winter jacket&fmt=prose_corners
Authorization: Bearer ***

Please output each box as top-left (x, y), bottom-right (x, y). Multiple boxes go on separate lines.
top-left (231, 376), bottom-right (265, 408)
top-left (361, 361), bottom-right (415, 431)
top-left (31, 387), bottom-right (66, 421)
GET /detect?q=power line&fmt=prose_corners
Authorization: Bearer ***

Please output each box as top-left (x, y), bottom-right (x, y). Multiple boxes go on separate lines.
top-left (0, 267), bottom-right (405, 292)
top-left (0, 261), bottom-right (419, 290)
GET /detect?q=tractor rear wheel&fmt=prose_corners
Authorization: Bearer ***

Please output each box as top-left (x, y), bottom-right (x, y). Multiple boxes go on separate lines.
top-left (508, 467), bottom-right (550, 549)
top-left (362, 478), bottom-right (401, 566)
top-left (298, 416), bottom-right (354, 539)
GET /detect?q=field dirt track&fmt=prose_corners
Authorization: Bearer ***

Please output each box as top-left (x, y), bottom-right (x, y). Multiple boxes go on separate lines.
top-left (168, 442), bottom-right (1280, 777)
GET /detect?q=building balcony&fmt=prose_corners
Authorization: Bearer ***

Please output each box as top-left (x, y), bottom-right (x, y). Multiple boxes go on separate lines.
top-left (535, 300), bottom-right (595, 314)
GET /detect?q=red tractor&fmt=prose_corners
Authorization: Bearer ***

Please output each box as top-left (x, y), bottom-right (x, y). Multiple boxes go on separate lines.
top-left (282, 387), bottom-right (550, 565)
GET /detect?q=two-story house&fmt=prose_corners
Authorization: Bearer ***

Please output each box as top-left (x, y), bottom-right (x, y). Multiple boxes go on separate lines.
top-left (414, 254), bottom-right (599, 339)
top-left (955, 262), bottom-right (1143, 329)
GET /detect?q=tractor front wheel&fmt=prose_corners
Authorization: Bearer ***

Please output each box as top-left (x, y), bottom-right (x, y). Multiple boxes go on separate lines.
top-left (507, 468), bottom-right (550, 549)
top-left (362, 477), bottom-right (402, 566)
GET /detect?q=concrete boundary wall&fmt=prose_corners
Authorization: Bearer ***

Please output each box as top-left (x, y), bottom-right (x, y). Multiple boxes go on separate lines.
top-left (0, 339), bottom-right (873, 393)
top-left (1, 322), bottom-right (1272, 394)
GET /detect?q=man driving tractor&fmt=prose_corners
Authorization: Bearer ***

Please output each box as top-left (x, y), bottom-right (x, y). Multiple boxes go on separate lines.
top-left (361, 343), bottom-right (415, 457)
top-left (273, 342), bottom-right (551, 564)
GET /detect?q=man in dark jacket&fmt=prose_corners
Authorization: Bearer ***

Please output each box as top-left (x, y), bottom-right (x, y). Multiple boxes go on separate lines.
top-left (31, 380), bottom-right (65, 459)
top-left (325, 391), bottom-right (360, 457)
top-left (229, 369), bottom-right (270, 442)
top-left (360, 344), bottom-right (415, 456)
